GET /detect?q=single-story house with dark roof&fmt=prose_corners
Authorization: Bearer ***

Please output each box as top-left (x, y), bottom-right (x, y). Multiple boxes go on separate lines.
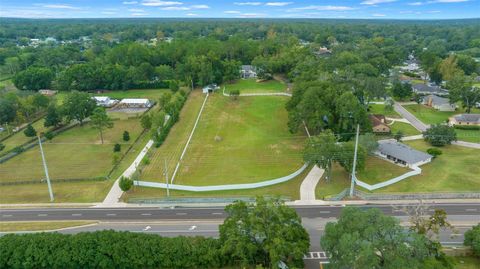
top-left (376, 140), bottom-right (432, 168)
top-left (202, 84), bottom-right (219, 94)
top-left (449, 114), bottom-right (480, 126)
top-left (369, 114), bottom-right (391, 134)
top-left (423, 95), bottom-right (456, 112)
top-left (412, 83), bottom-right (449, 96)
top-left (240, 65), bottom-right (257, 79)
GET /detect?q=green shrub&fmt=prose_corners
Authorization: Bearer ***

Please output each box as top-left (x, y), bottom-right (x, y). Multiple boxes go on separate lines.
top-left (427, 148), bottom-right (443, 158)
top-left (13, 146), bottom-right (24, 154)
top-left (142, 156), bottom-right (150, 165)
top-left (23, 124), bottom-right (37, 137)
top-left (0, 143), bottom-right (4, 152)
top-left (44, 131), bottom-right (54, 141)
top-left (123, 130), bottom-right (130, 141)
top-left (464, 224), bottom-right (480, 257)
top-left (119, 176), bottom-right (133, 192)
top-left (113, 143), bottom-right (121, 152)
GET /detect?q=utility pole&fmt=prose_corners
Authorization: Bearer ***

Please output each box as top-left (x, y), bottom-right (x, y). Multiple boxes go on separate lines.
top-left (164, 158), bottom-right (170, 197)
top-left (38, 136), bottom-right (54, 202)
top-left (349, 124), bottom-right (360, 197)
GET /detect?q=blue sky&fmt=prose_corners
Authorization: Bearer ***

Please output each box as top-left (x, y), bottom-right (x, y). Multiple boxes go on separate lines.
top-left (0, 0), bottom-right (478, 19)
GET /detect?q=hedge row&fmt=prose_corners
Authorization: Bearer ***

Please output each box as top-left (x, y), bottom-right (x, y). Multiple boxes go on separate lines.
top-left (154, 90), bottom-right (188, 148)
top-left (454, 125), bottom-right (480, 130)
top-left (0, 231), bottom-right (226, 269)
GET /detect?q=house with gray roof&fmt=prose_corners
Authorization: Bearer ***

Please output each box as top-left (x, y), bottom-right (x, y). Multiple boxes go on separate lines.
top-left (376, 140), bottom-right (432, 168)
top-left (412, 83), bottom-right (448, 96)
top-left (449, 114), bottom-right (480, 126)
top-left (423, 95), bottom-right (456, 111)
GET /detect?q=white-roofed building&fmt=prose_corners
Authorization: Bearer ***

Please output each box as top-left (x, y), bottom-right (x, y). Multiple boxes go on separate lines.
top-left (92, 96), bottom-right (119, 107)
top-left (117, 98), bottom-right (153, 108)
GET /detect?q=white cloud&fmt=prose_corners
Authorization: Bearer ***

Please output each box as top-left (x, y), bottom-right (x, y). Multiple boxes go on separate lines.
top-left (160, 6), bottom-right (190, 10)
top-left (186, 13), bottom-right (198, 16)
top-left (128, 8), bottom-right (145, 12)
top-left (372, 13), bottom-right (387, 16)
top-left (122, 1), bottom-right (138, 4)
top-left (265, 2), bottom-right (293, 6)
top-left (408, 2), bottom-right (424, 5)
top-left (38, 4), bottom-right (81, 10)
top-left (142, 0), bottom-right (183, 6)
top-left (190, 4), bottom-right (210, 9)
top-left (428, 0), bottom-right (469, 2)
top-left (428, 10), bottom-right (441, 13)
top-left (131, 12), bottom-right (148, 16)
top-left (224, 10), bottom-right (241, 14)
top-left (234, 2), bottom-right (262, 6)
top-left (291, 5), bottom-right (355, 11)
top-left (101, 11), bottom-right (117, 15)
top-left (361, 0), bottom-right (396, 5)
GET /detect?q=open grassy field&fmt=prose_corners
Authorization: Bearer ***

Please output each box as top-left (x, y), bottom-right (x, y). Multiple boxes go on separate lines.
top-left (0, 221), bottom-right (97, 232)
top-left (1, 118), bottom-right (49, 152)
top-left (316, 140), bottom-right (480, 197)
top-left (142, 90), bottom-right (305, 186)
top-left (368, 104), bottom-right (401, 118)
top-left (0, 118), bottom-right (142, 182)
top-left (223, 79), bottom-right (286, 94)
top-left (389, 121), bottom-right (421, 136)
top-left (455, 128), bottom-right (480, 143)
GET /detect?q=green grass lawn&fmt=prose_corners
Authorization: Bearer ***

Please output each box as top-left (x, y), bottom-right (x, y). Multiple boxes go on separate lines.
top-left (1, 118), bottom-right (50, 153)
top-left (316, 140), bottom-right (480, 198)
top-left (124, 164), bottom-right (311, 201)
top-left (223, 79), bottom-right (286, 94)
top-left (142, 90), bottom-right (305, 185)
top-left (0, 118), bottom-right (142, 182)
top-left (357, 157), bottom-right (411, 185)
top-left (368, 104), bottom-right (401, 118)
top-left (402, 104), bottom-right (480, 143)
top-left (376, 140), bottom-right (480, 193)
top-left (0, 221), bottom-right (97, 232)
top-left (452, 256), bottom-right (480, 269)
top-left (390, 122), bottom-right (421, 136)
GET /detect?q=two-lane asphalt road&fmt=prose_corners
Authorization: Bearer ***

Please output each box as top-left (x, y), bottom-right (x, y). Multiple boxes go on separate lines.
top-left (1, 203), bottom-right (479, 222)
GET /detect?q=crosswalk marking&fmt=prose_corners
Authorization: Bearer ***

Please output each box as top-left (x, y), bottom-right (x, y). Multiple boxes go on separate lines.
top-left (303, 252), bottom-right (328, 260)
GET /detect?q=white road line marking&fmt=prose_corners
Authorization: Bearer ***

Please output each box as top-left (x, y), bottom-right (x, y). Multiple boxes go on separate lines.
top-left (176, 213), bottom-right (187, 215)
top-left (2, 215), bottom-right (12, 217)
top-left (319, 211), bottom-right (330, 214)
top-left (450, 234), bottom-right (462, 236)
top-left (211, 212), bottom-right (223, 215)
top-left (72, 214), bottom-right (82, 216)
top-left (106, 213), bottom-right (116, 216)
top-left (465, 208), bottom-right (478, 212)
top-left (38, 214), bottom-right (47, 217)
top-left (141, 213), bottom-right (152, 216)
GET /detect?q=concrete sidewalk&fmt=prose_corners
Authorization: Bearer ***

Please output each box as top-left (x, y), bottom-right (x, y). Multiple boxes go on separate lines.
top-left (101, 140), bottom-right (154, 206)
top-left (300, 165), bottom-right (324, 201)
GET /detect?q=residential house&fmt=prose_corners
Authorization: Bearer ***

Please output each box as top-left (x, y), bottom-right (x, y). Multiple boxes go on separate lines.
top-left (92, 96), bottom-right (119, 107)
top-left (369, 114), bottom-right (391, 134)
top-left (117, 98), bottom-right (152, 108)
top-left (240, 65), bottom-right (257, 79)
top-left (202, 84), bottom-right (219, 94)
top-left (449, 114), bottom-right (480, 126)
top-left (423, 95), bottom-right (456, 112)
top-left (376, 140), bottom-right (432, 168)
top-left (412, 83), bottom-right (449, 96)
top-left (313, 47), bottom-right (332, 57)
